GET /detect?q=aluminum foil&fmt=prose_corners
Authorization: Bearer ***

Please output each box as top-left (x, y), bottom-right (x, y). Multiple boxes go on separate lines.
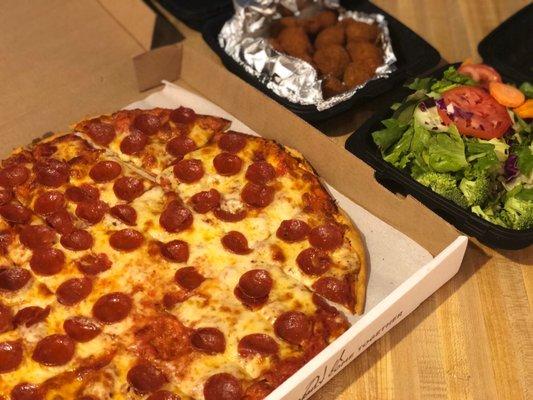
top-left (219, 0), bottom-right (397, 111)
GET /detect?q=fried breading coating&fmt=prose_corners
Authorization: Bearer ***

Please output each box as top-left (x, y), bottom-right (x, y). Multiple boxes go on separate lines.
top-left (344, 19), bottom-right (380, 43)
top-left (304, 10), bottom-right (338, 34)
top-left (313, 44), bottom-right (350, 79)
top-left (314, 24), bottom-right (345, 49)
top-left (346, 41), bottom-right (383, 72)
top-left (322, 76), bottom-right (346, 98)
top-left (277, 26), bottom-right (313, 59)
top-left (343, 61), bottom-right (375, 88)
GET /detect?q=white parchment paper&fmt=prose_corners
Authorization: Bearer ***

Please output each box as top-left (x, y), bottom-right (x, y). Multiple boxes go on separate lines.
top-left (126, 82), bottom-right (433, 322)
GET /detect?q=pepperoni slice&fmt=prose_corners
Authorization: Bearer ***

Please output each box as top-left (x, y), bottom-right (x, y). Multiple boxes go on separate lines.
top-left (213, 207), bottom-right (247, 222)
top-left (147, 391), bottom-right (181, 400)
top-left (276, 219), bottom-right (310, 242)
top-left (170, 107), bottom-right (196, 124)
top-left (173, 159), bottom-right (204, 183)
top-left (174, 267), bottom-right (205, 291)
top-left (133, 113), bottom-right (161, 136)
top-left (238, 269), bottom-right (272, 299)
top-left (89, 161), bottom-right (122, 182)
top-left (204, 373), bottom-right (243, 400)
top-left (166, 136), bottom-right (196, 158)
top-left (77, 253), bottom-right (112, 275)
top-left (0, 187), bottom-right (13, 205)
top-left (92, 292), bottom-right (132, 323)
top-left (32, 334), bottom-right (75, 366)
top-left (0, 230), bottom-right (13, 253)
top-left (120, 131), bottom-right (148, 155)
top-left (274, 311), bottom-right (312, 345)
top-left (30, 247), bottom-right (65, 276)
top-left (13, 306), bottom-right (50, 328)
top-left (10, 383), bottom-right (45, 400)
top-left (34, 191), bottom-right (65, 215)
top-left (127, 362), bottom-right (167, 394)
top-left (64, 316), bottom-right (102, 342)
top-left (0, 203), bottom-right (32, 224)
top-left (19, 225), bottom-right (57, 249)
top-left (221, 231), bottom-right (252, 255)
top-left (159, 202), bottom-right (193, 233)
top-left (0, 267), bottom-right (31, 291)
top-left (35, 159), bottom-right (70, 187)
top-left (46, 209), bottom-right (74, 234)
top-left (113, 176), bottom-right (144, 201)
top-left (109, 229), bottom-right (144, 251)
top-left (33, 142), bottom-right (57, 158)
top-left (0, 164), bottom-right (30, 188)
top-left (65, 184), bottom-right (99, 203)
top-left (161, 240), bottom-right (189, 262)
top-left (245, 161), bottom-right (276, 184)
top-left (309, 223), bottom-right (344, 251)
top-left (213, 153), bottom-right (243, 176)
top-left (110, 204), bottom-right (137, 225)
top-left (296, 248), bottom-right (331, 275)
top-left (76, 200), bottom-right (108, 224)
top-left (238, 334), bottom-right (279, 357)
top-left (191, 327), bottom-right (226, 354)
top-left (190, 189), bottom-right (220, 214)
top-left (0, 340), bottom-right (23, 373)
top-left (0, 302), bottom-right (13, 333)
top-left (86, 120), bottom-right (116, 146)
top-left (60, 229), bottom-right (93, 251)
top-left (241, 182), bottom-right (274, 208)
top-left (312, 276), bottom-right (351, 305)
top-left (234, 286), bottom-right (268, 309)
top-left (218, 132), bottom-right (246, 153)
top-left (56, 277), bottom-right (92, 305)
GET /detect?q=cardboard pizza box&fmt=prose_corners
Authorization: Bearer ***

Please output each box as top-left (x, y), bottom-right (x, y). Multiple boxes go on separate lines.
top-left (0, 1), bottom-right (468, 399)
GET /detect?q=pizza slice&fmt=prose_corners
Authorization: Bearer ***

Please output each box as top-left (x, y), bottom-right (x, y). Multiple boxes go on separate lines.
top-left (157, 130), bottom-right (367, 313)
top-left (74, 107), bottom-right (231, 176)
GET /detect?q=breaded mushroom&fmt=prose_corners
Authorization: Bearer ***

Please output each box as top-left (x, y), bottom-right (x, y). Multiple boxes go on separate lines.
top-left (304, 10), bottom-right (338, 34)
top-left (344, 20), bottom-right (380, 43)
top-left (343, 61), bottom-right (375, 88)
top-left (322, 76), bottom-right (346, 98)
top-left (346, 41), bottom-right (383, 72)
top-left (314, 24), bottom-right (345, 49)
top-left (277, 26), bottom-right (313, 59)
top-left (313, 44), bottom-right (350, 79)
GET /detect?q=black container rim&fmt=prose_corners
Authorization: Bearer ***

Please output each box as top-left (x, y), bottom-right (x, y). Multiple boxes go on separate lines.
top-left (478, 3), bottom-right (532, 83)
top-left (345, 63), bottom-right (533, 250)
top-left (201, 0), bottom-right (441, 122)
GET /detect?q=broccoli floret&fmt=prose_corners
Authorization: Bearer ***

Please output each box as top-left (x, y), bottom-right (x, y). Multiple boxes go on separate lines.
top-left (416, 172), bottom-right (469, 208)
top-left (459, 174), bottom-right (491, 207)
top-left (501, 196), bottom-right (533, 230)
top-left (472, 205), bottom-right (506, 227)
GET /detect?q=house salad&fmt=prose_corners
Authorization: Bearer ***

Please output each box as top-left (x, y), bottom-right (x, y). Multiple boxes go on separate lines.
top-left (372, 62), bottom-right (533, 230)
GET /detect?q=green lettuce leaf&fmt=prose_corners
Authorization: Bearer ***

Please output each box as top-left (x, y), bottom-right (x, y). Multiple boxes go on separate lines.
top-left (427, 126), bottom-right (469, 172)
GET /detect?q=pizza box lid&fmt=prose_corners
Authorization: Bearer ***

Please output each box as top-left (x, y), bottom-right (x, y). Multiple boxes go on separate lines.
top-left (200, 0), bottom-right (441, 122)
top-left (478, 3), bottom-right (532, 82)
top-left (345, 62), bottom-right (533, 250)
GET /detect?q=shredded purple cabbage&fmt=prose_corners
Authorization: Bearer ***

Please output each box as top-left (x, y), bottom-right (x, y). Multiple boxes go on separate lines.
top-left (453, 107), bottom-right (474, 121)
top-left (435, 98), bottom-right (446, 110)
top-left (504, 154), bottom-right (519, 182)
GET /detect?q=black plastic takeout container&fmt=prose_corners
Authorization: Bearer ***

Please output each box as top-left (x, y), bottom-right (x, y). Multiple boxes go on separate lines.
top-left (345, 63), bottom-right (533, 250)
top-left (200, 0), bottom-right (441, 122)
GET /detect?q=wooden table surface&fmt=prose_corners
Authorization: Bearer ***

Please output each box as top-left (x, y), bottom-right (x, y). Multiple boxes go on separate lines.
top-left (0, 1), bottom-right (531, 400)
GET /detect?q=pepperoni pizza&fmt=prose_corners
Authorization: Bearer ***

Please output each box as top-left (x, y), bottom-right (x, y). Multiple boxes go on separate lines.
top-left (0, 106), bottom-right (367, 400)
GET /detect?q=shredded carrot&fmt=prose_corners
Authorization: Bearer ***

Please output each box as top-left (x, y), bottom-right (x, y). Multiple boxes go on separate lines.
top-left (489, 82), bottom-right (526, 108)
top-left (513, 99), bottom-right (533, 119)
top-left (461, 58), bottom-right (474, 67)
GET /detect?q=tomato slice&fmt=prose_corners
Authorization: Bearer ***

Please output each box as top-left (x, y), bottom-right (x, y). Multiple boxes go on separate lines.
top-left (437, 86), bottom-right (512, 139)
top-left (458, 63), bottom-right (502, 86)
